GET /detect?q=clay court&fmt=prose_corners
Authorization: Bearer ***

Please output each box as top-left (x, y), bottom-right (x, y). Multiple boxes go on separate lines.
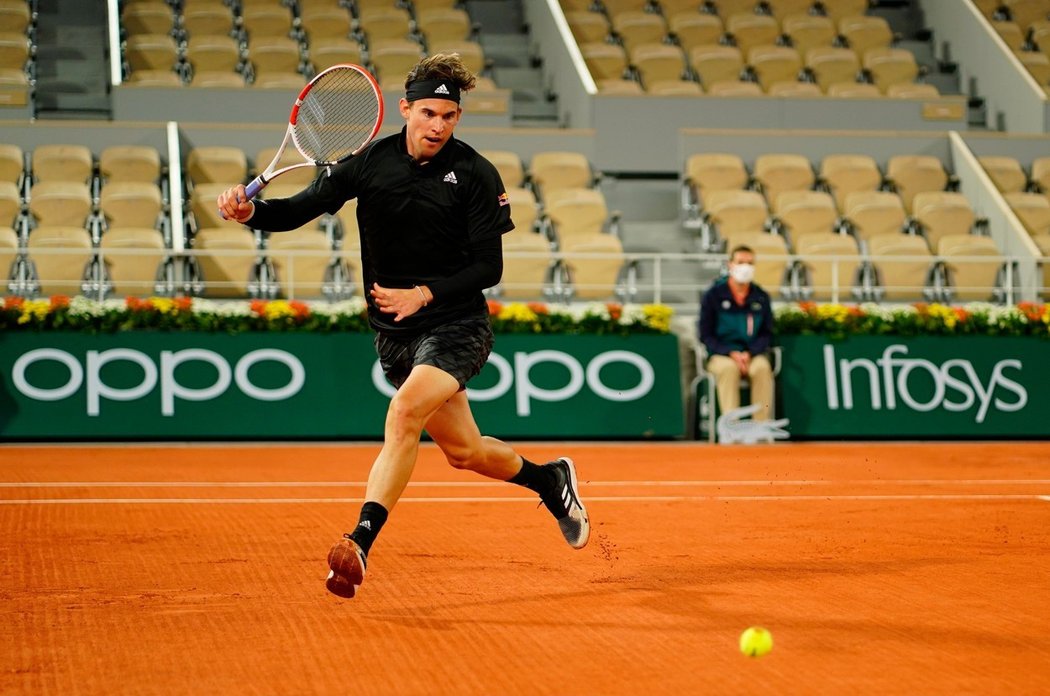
top-left (2, 441), bottom-right (1049, 694)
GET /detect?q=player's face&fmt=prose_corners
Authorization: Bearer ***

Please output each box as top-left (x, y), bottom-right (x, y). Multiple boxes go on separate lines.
top-left (400, 98), bottom-right (461, 162)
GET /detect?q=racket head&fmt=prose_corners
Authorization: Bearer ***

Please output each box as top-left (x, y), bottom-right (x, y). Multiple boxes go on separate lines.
top-left (289, 64), bottom-right (384, 165)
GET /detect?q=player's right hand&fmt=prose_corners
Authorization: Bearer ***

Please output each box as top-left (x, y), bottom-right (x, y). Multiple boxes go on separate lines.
top-left (216, 185), bottom-right (255, 223)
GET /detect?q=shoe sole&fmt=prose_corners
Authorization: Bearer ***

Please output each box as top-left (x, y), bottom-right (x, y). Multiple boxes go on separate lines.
top-left (559, 457), bottom-right (590, 550)
top-left (326, 539), bottom-right (365, 599)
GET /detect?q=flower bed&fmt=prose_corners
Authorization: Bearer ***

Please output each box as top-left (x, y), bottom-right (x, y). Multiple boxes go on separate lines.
top-left (0, 296), bottom-right (675, 336)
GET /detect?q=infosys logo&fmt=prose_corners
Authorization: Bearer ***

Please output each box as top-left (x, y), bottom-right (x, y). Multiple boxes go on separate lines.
top-left (823, 344), bottom-right (1027, 423)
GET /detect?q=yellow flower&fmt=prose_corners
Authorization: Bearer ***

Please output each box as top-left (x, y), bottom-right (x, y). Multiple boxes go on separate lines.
top-left (642, 304), bottom-right (673, 333)
top-left (262, 300), bottom-right (296, 321)
top-left (17, 299), bottom-right (50, 324)
top-left (148, 297), bottom-right (177, 315)
top-left (498, 303), bottom-right (539, 323)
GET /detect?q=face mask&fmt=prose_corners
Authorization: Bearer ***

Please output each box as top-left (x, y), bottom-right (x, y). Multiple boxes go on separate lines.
top-left (729, 263), bottom-right (755, 284)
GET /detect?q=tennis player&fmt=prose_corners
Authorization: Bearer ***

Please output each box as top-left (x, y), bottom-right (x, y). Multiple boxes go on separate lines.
top-left (217, 53), bottom-right (589, 598)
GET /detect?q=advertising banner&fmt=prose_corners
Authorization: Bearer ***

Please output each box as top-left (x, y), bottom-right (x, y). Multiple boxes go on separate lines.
top-left (0, 332), bottom-right (683, 440)
top-left (777, 335), bottom-right (1050, 438)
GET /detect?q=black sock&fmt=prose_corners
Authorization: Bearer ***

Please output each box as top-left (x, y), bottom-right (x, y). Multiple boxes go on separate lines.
top-left (348, 501), bottom-right (388, 556)
top-left (508, 457), bottom-right (556, 495)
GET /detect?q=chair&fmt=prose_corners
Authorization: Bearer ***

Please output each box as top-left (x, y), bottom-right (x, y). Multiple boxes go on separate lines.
top-left (667, 12), bottom-right (723, 53)
top-left (706, 79), bottom-right (763, 94)
top-left (611, 10), bottom-right (669, 50)
top-left (191, 227), bottom-right (260, 297)
top-left (543, 187), bottom-right (610, 245)
top-left (191, 70), bottom-right (247, 87)
top-left (356, 6), bottom-right (413, 42)
top-left (747, 44), bottom-right (802, 91)
top-left (819, 0), bottom-right (869, 22)
top-left (866, 232), bottom-right (935, 301)
top-left (684, 152), bottom-right (750, 201)
top-left (27, 226), bottom-right (93, 296)
top-left (267, 226), bottom-right (336, 299)
top-left (186, 146), bottom-right (248, 186)
top-left (773, 189), bottom-right (838, 239)
top-left (601, 0), bottom-right (650, 16)
top-left (843, 190), bottom-right (906, 241)
top-left (99, 145), bottom-right (162, 185)
top-left (629, 42), bottom-right (688, 86)
top-left (725, 12), bottom-right (780, 54)
top-left (689, 44), bottom-right (744, 86)
top-left (826, 80), bottom-right (880, 97)
top-left (368, 38), bottom-right (424, 83)
top-left (255, 146), bottom-right (317, 188)
top-left (1031, 233), bottom-right (1050, 299)
top-left (240, 5), bottom-right (295, 40)
top-left (885, 154), bottom-right (948, 213)
top-left (753, 153), bottom-right (814, 208)
top-left (0, 179), bottom-right (20, 228)
top-left (560, 232), bottom-right (627, 300)
top-left (978, 154), bottom-right (1029, 193)
top-left (937, 234), bottom-right (1005, 302)
top-left (703, 189), bottom-right (769, 245)
top-left (566, 11), bottom-right (611, 44)
top-left (125, 69), bottom-right (184, 86)
top-left (308, 37), bottom-right (364, 72)
top-left (991, 20), bottom-right (1026, 50)
top-left (122, 1), bottom-right (175, 36)
top-left (1030, 156), bottom-right (1050, 194)
top-left (298, 6), bottom-right (354, 41)
top-left (763, 0), bottom-right (815, 17)
top-left (480, 149), bottom-right (526, 188)
top-left (804, 46), bottom-right (860, 91)
top-left (498, 230), bottom-right (555, 299)
top-left (820, 153), bottom-right (882, 212)
top-left (0, 223), bottom-right (16, 282)
top-left (581, 41), bottom-right (629, 80)
top-left (794, 230), bottom-right (863, 300)
top-left (780, 13), bottom-right (835, 56)
top-left (506, 186), bottom-right (541, 233)
top-left (1005, 191), bottom-right (1050, 236)
top-left (528, 151), bottom-right (594, 200)
top-left (862, 47), bottom-right (919, 93)
top-left (28, 181), bottom-right (93, 228)
top-left (99, 181), bottom-right (164, 232)
top-left (426, 40), bottom-right (486, 74)
top-left (99, 227), bottom-right (167, 296)
top-left (190, 183), bottom-right (243, 229)
top-left (707, 0), bottom-right (759, 16)
top-left (767, 79), bottom-right (820, 96)
top-left (248, 35), bottom-right (303, 80)
top-left (185, 33), bottom-right (243, 77)
top-left (0, 30), bottom-right (28, 71)
top-left (1002, 0), bottom-right (1050, 29)
top-left (839, 15), bottom-right (893, 57)
top-left (912, 191), bottom-right (975, 251)
top-left (124, 33), bottom-right (180, 74)
top-left (885, 82), bottom-right (940, 98)
top-left (178, 2), bottom-right (236, 39)
top-left (0, 141), bottom-right (24, 187)
top-left (648, 78), bottom-right (704, 94)
top-left (1015, 49), bottom-right (1050, 85)
top-left (725, 229), bottom-right (790, 296)
top-left (416, 8), bottom-right (474, 44)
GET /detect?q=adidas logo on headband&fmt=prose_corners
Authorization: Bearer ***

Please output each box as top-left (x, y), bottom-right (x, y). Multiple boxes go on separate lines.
top-left (434, 84), bottom-right (450, 95)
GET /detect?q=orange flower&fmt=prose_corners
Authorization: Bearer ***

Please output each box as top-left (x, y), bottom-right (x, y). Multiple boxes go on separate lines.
top-left (174, 297), bottom-right (193, 312)
top-left (289, 300), bottom-right (310, 319)
top-left (49, 295), bottom-right (70, 309)
top-left (606, 302), bottom-right (622, 321)
top-left (250, 299), bottom-right (268, 316)
top-left (847, 305), bottom-right (865, 317)
top-left (798, 301), bottom-right (817, 313)
top-left (526, 301), bottom-right (549, 315)
top-left (4, 295), bottom-right (24, 310)
top-left (954, 307), bottom-right (970, 322)
top-left (126, 296), bottom-right (144, 311)
top-left (486, 299), bottom-right (502, 316)
top-left (913, 302), bottom-right (929, 314)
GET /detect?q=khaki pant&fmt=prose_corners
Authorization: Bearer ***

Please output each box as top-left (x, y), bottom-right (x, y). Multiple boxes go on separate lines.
top-left (706, 353), bottom-right (773, 421)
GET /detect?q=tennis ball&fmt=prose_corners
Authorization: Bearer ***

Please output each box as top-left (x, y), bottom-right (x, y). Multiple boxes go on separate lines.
top-left (739, 626), bottom-right (773, 657)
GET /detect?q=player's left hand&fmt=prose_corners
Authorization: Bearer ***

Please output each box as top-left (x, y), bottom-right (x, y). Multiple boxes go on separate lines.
top-left (371, 283), bottom-right (429, 322)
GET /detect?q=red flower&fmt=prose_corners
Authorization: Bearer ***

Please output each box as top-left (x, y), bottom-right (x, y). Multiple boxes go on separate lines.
top-left (486, 299), bottom-right (502, 316)
top-left (526, 301), bottom-right (549, 315)
top-left (4, 295), bottom-right (24, 309)
top-left (126, 297), bottom-right (144, 311)
top-left (289, 300), bottom-right (310, 319)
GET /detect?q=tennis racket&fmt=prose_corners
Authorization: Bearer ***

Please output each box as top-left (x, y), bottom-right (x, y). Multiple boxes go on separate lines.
top-left (225, 63), bottom-right (383, 213)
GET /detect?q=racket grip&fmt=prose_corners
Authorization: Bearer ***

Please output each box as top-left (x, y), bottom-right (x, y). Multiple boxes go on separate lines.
top-left (244, 177), bottom-right (267, 201)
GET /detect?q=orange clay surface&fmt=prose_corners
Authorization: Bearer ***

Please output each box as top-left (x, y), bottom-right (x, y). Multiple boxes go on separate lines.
top-left (2, 441), bottom-right (1049, 695)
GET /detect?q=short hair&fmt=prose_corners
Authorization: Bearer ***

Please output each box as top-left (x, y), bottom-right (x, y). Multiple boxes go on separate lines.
top-left (729, 244), bottom-right (754, 261)
top-left (404, 53), bottom-right (477, 93)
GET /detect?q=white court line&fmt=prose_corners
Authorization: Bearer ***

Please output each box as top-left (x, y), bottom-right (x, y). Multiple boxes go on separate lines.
top-left (3, 479), bottom-right (1050, 488)
top-left (0, 494), bottom-right (1046, 505)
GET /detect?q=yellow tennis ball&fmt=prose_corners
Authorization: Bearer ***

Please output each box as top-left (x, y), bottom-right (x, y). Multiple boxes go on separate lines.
top-left (739, 626), bottom-right (773, 657)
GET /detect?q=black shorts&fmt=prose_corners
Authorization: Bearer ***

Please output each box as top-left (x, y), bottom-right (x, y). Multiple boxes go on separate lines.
top-left (374, 317), bottom-right (494, 390)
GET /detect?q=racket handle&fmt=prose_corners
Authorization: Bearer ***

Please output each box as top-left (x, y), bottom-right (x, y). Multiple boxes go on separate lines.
top-left (219, 176), bottom-right (266, 220)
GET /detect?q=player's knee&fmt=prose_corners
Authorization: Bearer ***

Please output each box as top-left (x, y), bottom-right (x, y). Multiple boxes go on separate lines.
top-left (385, 395), bottom-right (428, 433)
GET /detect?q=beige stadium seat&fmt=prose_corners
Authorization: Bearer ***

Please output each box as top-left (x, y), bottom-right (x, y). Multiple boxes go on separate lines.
top-left (820, 153), bottom-right (882, 212)
top-left (248, 35), bottom-right (303, 79)
top-left (839, 15), bottom-right (893, 57)
top-left (747, 44), bottom-right (802, 91)
top-left (647, 78), bottom-right (704, 94)
top-left (0, 30), bottom-right (28, 70)
top-left (99, 145), bottom-right (162, 185)
top-left (707, 0), bottom-right (760, 16)
top-left (867, 232), bottom-right (935, 301)
top-left (658, 0), bottom-right (709, 16)
top-left (31, 143), bottom-right (93, 184)
top-left (0, 179), bottom-right (20, 227)
top-left (240, 5), bottom-right (295, 39)
top-left (862, 47), bottom-right (919, 93)
top-left (543, 187), bottom-right (609, 245)
top-left (581, 42), bottom-right (629, 81)
top-left (685, 152), bottom-right (750, 200)
top-left (690, 44), bottom-right (745, 87)
top-left (611, 11), bottom-right (668, 51)
top-left (820, 0), bottom-right (869, 22)
top-left (506, 186), bottom-right (541, 233)
top-left (368, 38), bottom-right (424, 83)
top-left (600, 0), bottom-right (649, 16)
top-left (186, 146), bottom-right (248, 186)
top-left (794, 230), bottom-right (863, 300)
top-left (725, 229), bottom-right (790, 296)
top-left (356, 6), bottom-right (413, 42)
top-left (1003, 0), bottom-right (1050, 30)
top-left (268, 227), bottom-right (335, 299)
top-left (703, 189), bottom-right (769, 242)
top-left (126, 69), bottom-right (184, 86)
top-left (667, 12), bottom-right (723, 54)
top-left (178, 3), bottom-right (236, 39)
top-left (0, 141), bottom-right (24, 186)
top-left (773, 189), bottom-right (838, 239)
top-left (629, 42), bottom-right (688, 87)
top-left (566, 11), bottom-right (611, 44)
top-left (1030, 20), bottom-right (1050, 52)
top-left (763, 0), bottom-right (816, 17)
top-left (781, 14), bottom-right (835, 56)
top-left (427, 40), bottom-right (486, 74)
top-left (1015, 49), bottom-right (1050, 85)
top-left (499, 230), bottom-right (554, 300)
top-left (298, 6), bottom-right (354, 41)
top-left (27, 226), bottom-right (94, 296)
top-left (254, 146), bottom-right (317, 188)
top-left (560, 232), bottom-right (627, 300)
top-left (844, 190), bottom-right (906, 241)
top-left (184, 34), bottom-right (243, 76)
top-left (1005, 191), bottom-right (1050, 236)
top-left (0, 223), bottom-right (16, 281)
top-left (753, 153), bottom-right (815, 207)
top-left (99, 227), bottom-right (167, 296)
top-left (190, 183), bottom-right (243, 230)
top-left (725, 13), bottom-right (781, 54)
top-left (912, 191), bottom-right (975, 251)
top-left (804, 46), bottom-right (860, 91)
top-left (938, 234), bottom-right (1005, 302)
top-left (122, 1), bottom-right (176, 36)
top-left (885, 82), bottom-right (940, 98)
top-left (597, 77), bottom-right (643, 94)
top-left (826, 80), bottom-right (880, 97)
top-left (978, 155), bottom-right (1029, 193)
top-left (191, 70), bottom-right (246, 87)
top-left (885, 154), bottom-right (948, 212)
top-left (1030, 156), bottom-right (1050, 193)
top-left (417, 8), bottom-right (474, 44)
top-left (480, 150), bottom-right (525, 188)
top-left (99, 182), bottom-right (163, 231)
top-left (767, 80), bottom-right (821, 96)
top-left (29, 181), bottom-right (93, 228)
top-left (125, 33), bottom-right (180, 73)
top-left (192, 227), bottom-right (259, 297)
top-left (309, 37), bottom-right (364, 72)
top-left (992, 20), bottom-right (1026, 50)
top-left (529, 151), bottom-right (594, 199)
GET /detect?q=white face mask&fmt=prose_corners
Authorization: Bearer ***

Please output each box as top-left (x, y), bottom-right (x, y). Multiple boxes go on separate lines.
top-left (729, 263), bottom-right (755, 284)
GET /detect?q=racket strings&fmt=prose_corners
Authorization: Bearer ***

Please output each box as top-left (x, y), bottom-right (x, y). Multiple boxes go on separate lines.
top-left (293, 68), bottom-right (381, 164)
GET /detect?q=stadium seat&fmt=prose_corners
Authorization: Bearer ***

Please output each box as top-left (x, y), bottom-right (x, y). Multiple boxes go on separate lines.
top-left (122, 1), bottom-right (175, 37)
top-left (690, 44), bottom-right (745, 87)
top-left (612, 11), bottom-right (668, 50)
top-left (866, 232), bottom-right (936, 301)
top-left (702, 189), bottom-right (769, 245)
top-left (839, 15), bottom-right (894, 57)
top-left (28, 181), bottom-right (93, 228)
top-left (27, 225), bottom-right (93, 296)
top-left (753, 153), bottom-right (815, 207)
top-left (724, 229), bottom-right (791, 296)
top-left (0, 179), bottom-right (21, 228)
top-left (99, 181), bottom-right (164, 232)
top-left (1031, 233), bottom-right (1050, 299)
top-left (763, 0), bottom-right (816, 18)
top-left (480, 149), bottom-right (526, 188)
top-left (416, 8), bottom-right (475, 44)
top-left (506, 186), bottom-right (541, 233)
top-left (543, 187), bottom-right (610, 245)
top-left (566, 11), bottom-right (611, 44)
top-left (298, 5), bottom-right (354, 42)
top-left (707, 0), bottom-right (760, 17)
top-left (99, 145), bottom-right (162, 185)
top-left (819, 0), bottom-right (869, 22)
top-left (780, 14), bottom-right (835, 56)
top-left (0, 141), bottom-right (24, 188)
top-left (0, 222), bottom-right (16, 282)
top-left (667, 12), bottom-right (723, 54)
top-left (99, 227), bottom-right (167, 297)
top-left (629, 42), bottom-right (688, 87)
top-left (368, 38), bottom-right (425, 83)
top-left (725, 13), bottom-right (781, 54)
top-left (191, 227), bottom-right (260, 297)
top-left (125, 69), bottom-right (184, 86)
top-left (843, 190), bottom-right (906, 241)
top-left (773, 189), bottom-right (838, 240)
top-left (498, 229), bottom-right (555, 299)
top-left (528, 151), bottom-right (595, 200)
top-left (937, 234), bottom-right (1005, 302)
top-left (1005, 191), bottom-right (1050, 236)
top-left (426, 40), bottom-right (487, 75)
top-left (991, 20), bottom-right (1026, 50)
top-left (1029, 156), bottom-right (1050, 194)
top-left (747, 44), bottom-right (803, 91)
top-left (885, 154), bottom-right (949, 212)
top-left (184, 34), bottom-right (243, 79)
top-left (239, 5), bottom-right (296, 40)
top-left (581, 42), bottom-right (629, 81)
top-left (267, 226), bottom-right (336, 299)
top-left (560, 231), bottom-right (628, 300)
top-left (186, 146), bottom-right (248, 185)
top-left (1014, 49), bottom-right (1050, 85)
top-left (178, 3), bottom-right (237, 40)
top-left (794, 230), bottom-right (863, 301)
top-left (862, 47), bottom-right (919, 93)
top-left (191, 70), bottom-right (246, 87)
top-left (804, 46), bottom-right (860, 91)
top-left (308, 37), bottom-right (364, 71)
top-left (247, 35), bottom-right (304, 82)
top-left (356, 6), bottom-right (413, 42)
top-left (684, 152), bottom-right (750, 204)
top-left (912, 191), bottom-right (976, 251)
top-left (190, 183), bottom-right (242, 230)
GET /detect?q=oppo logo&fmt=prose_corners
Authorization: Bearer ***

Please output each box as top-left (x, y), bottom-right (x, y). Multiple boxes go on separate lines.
top-left (12, 348), bottom-right (305, 416)
top-left (823, 344), bottom-right (1027, 423)
top-left (373, 349), bottom-right (656, 416)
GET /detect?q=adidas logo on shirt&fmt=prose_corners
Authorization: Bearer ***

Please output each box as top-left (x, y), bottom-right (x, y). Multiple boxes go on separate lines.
top-left (434, 84), bottom-right (450, 95)
top-left (443, 171), bottom-right (458, 184)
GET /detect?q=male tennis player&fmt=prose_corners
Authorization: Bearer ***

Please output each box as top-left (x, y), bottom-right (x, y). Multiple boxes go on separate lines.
top-left (217, 54), bottom-right (589, 598)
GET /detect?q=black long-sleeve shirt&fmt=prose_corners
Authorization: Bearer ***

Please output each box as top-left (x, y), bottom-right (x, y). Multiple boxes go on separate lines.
top-left (248, 127), bottom-right (514, 335)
